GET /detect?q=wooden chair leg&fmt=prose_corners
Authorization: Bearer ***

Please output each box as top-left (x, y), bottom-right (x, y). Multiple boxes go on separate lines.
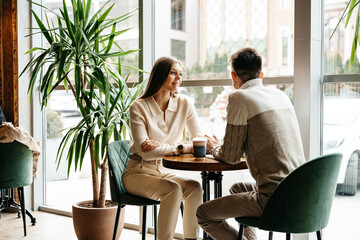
top-left (268, 231), bottom-right (273, 240)
top-left (142, 206), bottom-right (147, 240)
top-left (316, 230), bottom-right (322, 240)
top-left (112, 205), bottom-right (121, 240)
top-left (17, 187), bottom-right (26, 236)
top-left (286, 233), bottom-right (291, 240)
top-left (238, 224), bottom-right (244, 240)
top-left (153, 205), bottom-right (157, 240)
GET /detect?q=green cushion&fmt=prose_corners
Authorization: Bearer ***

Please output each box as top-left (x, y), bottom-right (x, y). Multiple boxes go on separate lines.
top-left (118, 193), bottom-right (159, 206)
top-left (234, 217), bottom-right (260, 227)
top-left (0, 141), bottom-right (33, 188)
top-left (235, 153), bottom-right (342, 234)
top-left (107, 140), bottom-right (160, 206)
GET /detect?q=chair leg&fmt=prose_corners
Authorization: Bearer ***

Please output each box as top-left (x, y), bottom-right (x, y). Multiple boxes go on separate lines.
top-left (238, 224), bottom-right (244, 240)
top-left (0, 188), bottom-right (4, 219)
top-left (286, 233), bottom-right (291, 240)
top-left (316, 230), bottom-right (322, 240)
top-left (180, 202), bottom-right (184, 217)
top-left (112, 205), bottom-right (121, 240)
top-left (153, 205), bottom-right (157, 240)
top-left (17, 187), bottom-right (26, 236)
top-left (269, 231), bottom-right (273, 240)
top-left (142, 206), bottom-right (147, 240)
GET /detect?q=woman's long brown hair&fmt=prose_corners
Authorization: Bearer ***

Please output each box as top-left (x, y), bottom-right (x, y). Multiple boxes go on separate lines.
top-left (140, 57), bottom-right (181, 99)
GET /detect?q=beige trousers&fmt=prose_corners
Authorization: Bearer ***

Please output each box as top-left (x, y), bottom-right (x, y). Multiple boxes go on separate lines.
top-left (196, 182), bottom-right (267, 240)
top-left (123, 159), bottom-right (202, 240)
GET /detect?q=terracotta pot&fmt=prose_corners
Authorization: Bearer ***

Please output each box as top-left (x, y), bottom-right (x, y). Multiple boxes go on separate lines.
top-left (72, 200), bottom-right (125, 240)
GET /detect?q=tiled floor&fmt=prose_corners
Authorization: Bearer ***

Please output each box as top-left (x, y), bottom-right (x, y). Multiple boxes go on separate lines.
top-left (1, 185), bottom-right (360, 240)
top-left (0, 210), bottom-right (154, 240)
top-left (1, 190), bottom-right (360, 240)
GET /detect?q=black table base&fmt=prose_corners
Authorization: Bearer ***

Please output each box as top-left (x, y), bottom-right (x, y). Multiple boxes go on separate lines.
top-left (201, 171), bottom-right (224, 240)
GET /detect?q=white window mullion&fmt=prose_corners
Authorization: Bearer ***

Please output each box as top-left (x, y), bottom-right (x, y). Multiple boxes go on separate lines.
top-left (293, 0), bottom-right (322, 239)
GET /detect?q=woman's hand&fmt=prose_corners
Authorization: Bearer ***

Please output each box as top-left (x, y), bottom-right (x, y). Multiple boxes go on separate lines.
top-left (141, 139), bottom-right (161, 152)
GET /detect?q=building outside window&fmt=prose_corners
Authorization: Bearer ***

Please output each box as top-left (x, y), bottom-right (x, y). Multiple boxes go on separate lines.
top-left (171, 0), bottom-right (186, 31)
top-left (281, 30), bottom-right (289, 66)
top-left (171, 39), bottom-right (186, 63)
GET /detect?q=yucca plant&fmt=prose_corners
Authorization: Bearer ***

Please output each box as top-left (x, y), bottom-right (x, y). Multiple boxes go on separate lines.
top-left (21, 0), bottom-right (146, 208)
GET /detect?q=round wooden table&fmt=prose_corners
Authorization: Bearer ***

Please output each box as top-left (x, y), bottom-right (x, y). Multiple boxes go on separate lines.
top-left (163, 154), bottom-right (247, 200)
top-left (163, 154), bottom-right (247, 171)
top-left (163, 154), bottom-right (247, 240)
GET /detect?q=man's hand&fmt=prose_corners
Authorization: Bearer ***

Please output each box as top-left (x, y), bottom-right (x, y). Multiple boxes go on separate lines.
top-left (141, 139), bottom-right (161, 152)
top-left (205, 135), bottom-right (220, 153)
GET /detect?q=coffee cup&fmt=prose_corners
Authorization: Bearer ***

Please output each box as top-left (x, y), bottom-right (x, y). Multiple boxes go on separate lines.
top-left (193, 137), bottom-right (207, 157)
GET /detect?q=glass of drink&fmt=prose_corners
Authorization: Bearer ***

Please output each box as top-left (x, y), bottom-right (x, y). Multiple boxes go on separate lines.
top-left (192, 137), bottom-right (207, 157)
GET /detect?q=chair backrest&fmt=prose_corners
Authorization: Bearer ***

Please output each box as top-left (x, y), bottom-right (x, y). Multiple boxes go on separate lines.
top-left (0, 140), bottom-right (33, 188)
top-left (107, 140), bottom-right (131, 203)
top-left (258, 153), bottom-right (342, 233)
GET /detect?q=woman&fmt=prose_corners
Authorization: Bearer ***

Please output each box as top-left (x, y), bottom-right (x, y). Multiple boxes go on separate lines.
top-left (123, 57), bottom-right (203, 240)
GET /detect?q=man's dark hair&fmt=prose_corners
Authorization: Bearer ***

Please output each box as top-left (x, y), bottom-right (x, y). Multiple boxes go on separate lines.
top-left (229, 47), bottom-right (262, 82)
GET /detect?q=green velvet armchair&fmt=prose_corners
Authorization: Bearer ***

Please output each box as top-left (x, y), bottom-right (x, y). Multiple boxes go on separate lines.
top-left (0, 140), bottom-right (35, 236)
top-left (235, 153), bottom-right (343, 240)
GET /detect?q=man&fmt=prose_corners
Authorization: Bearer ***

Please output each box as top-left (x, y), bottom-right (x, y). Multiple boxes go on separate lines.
top-left (196, 48), bottom-right (305, 240)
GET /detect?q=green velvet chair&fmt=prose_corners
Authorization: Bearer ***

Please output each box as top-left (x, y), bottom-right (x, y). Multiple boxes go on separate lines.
top-left (235, 153), bottom-right (343, 240)
top-left (108, 140), bottom-right (172, 240)
top-left (0, 141), bottom-right (35, 236)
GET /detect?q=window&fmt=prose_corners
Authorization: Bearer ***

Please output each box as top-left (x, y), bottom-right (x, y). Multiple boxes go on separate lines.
top-left (155, 0), bottom-right (295, 234)
top-left (323, 1), bottom-right (360, 239)
top-left (157, 0), bottom-right (294, 80)
top-left (27, 0), bottom-right (360, 239)
top-left (171, 39), bottom-right (186, 62)
top-left (281, 30), bottom-right (289, 66)
top-left (38, 0), bottom-right (139, 212)
top-left (280, 0), bottom-right (291, 10)
top-left (171, 0), bottom-right (186, 31)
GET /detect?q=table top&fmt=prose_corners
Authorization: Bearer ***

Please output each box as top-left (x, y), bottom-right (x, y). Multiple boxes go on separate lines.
top-left (163, 154), bottom-right (247, 172)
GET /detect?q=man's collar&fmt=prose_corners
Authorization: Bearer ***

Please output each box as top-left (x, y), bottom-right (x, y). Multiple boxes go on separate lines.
top-left (145, 95), bottom-right (178, 116)
top-left (240, 78), bottom-right (263, 90)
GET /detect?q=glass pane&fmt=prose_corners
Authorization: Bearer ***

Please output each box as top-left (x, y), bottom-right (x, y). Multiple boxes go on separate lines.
top-left (45, 90), bottom-right (92, 210)
top-left (155, 0), bottom-right (294, 80)
top-left (45, 88), bottom-right (140, 225)
top-left (324, 1), bottom-right (360, 75)
top-left (43, 0), bottom-right (139, 83)
top-left (42, 0), bottom-right (140, 226)
top-left (322, 83), bottom-right (360, 239)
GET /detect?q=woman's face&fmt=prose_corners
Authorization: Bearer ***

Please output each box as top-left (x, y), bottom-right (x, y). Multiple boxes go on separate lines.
top-left (160, 63), bottom-right (182, 93)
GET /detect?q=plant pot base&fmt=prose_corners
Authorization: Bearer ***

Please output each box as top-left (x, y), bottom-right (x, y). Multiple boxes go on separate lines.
top-left (72, 200), bottom-right (125, 240)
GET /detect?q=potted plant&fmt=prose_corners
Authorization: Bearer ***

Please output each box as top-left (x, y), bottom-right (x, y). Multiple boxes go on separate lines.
top-left (21, 0), bottom-right (146, 239)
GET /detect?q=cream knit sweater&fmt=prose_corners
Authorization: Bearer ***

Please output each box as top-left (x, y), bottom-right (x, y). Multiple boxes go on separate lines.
top-left (129, 94), bottom-right (203, 161)
top-left (210, 78), bottom-right (306, 196)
